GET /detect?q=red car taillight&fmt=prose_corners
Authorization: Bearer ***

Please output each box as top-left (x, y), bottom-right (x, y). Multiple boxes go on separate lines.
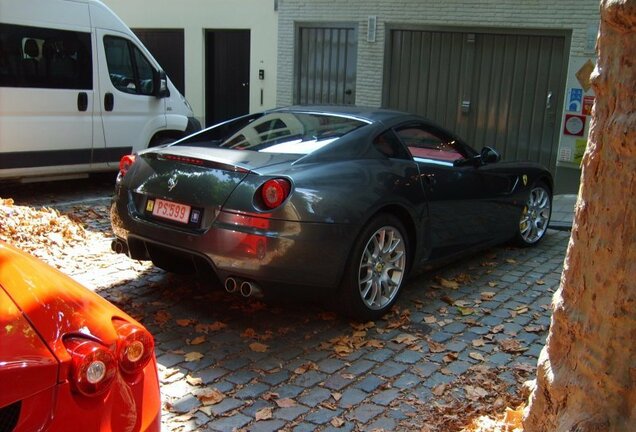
top-left (119, 154), bottom-right (136, 177)
top-left (113, 319), bottom-right (154, 376)
top-left (64, 338), bottom-right (117, 397)
top-left (261, 179), bottom-right (291, 209)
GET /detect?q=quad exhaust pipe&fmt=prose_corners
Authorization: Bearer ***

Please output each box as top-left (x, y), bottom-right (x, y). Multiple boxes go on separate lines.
top-left (224, 277), bottom-right (262, 298)
top-left (111, 239), bottom-right (128, 255)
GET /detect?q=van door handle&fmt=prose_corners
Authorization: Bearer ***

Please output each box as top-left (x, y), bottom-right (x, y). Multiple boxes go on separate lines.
top-left (104, 93), bottom-right (114, 112)
top-left (77, 92), bottom-right (88, 112)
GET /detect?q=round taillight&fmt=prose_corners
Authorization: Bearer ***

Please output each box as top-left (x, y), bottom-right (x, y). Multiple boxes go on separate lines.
top-left (261, 179), bottom-right (291, 209)
top-left (119, 154), bottom-right (136, 177)
top-left (64, 338), bottom-right (117, 397)
top-left (113, 320), bottom-right (154, 376)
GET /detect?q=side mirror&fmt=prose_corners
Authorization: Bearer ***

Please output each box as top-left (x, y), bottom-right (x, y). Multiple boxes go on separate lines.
top-left (153, 70), bottom-right (170, 98)
top-left (480, 146), bottom-right (501, 164)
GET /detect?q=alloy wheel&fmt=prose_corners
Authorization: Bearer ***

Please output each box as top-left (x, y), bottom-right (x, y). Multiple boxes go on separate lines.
top-left (357, 225), bottom-right (406, 310)
top-left (519, 186), bottom-right (551, 244)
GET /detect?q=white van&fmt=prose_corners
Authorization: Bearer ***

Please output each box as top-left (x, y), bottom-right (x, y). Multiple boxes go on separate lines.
top-left (0, 0), bottom-right (200, 182)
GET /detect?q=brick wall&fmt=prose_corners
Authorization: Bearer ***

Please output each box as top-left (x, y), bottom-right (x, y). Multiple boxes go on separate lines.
top-left (277, 0), bottom-right (599, 107)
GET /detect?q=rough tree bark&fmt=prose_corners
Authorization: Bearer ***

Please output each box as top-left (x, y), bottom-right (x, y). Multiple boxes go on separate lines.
top-left (523, 1), bottom-right (636, 431)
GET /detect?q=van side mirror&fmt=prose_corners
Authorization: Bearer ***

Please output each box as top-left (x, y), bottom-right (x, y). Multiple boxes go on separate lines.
top-left (480, 146), bottom-right (501, 164)
top-left (153, 70), bottom-right (170, 98)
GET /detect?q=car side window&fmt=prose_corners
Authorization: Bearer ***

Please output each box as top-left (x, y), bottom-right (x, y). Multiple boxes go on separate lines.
top-left (373, 130), bottom-right (411, 159)
top-left (396, 125), bottom-right (465, 163)
top-left (104, 36), bottom-right (154, 95)
top-left (0, 23), bottom-right (92, 89)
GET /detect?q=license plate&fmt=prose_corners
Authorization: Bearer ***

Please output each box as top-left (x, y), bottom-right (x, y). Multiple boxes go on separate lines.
top-left (149, 198), bottom-right (191, 224)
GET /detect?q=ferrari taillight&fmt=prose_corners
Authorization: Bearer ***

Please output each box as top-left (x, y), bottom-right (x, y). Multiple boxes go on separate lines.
top-left (119, 154), bottom-right (136, 177)
top-left (64, 338), bottom-right (117, 397)
top-left (113, 319), bottom-right (154, 376)
top-left (261, 179), bottom-right (291, 209)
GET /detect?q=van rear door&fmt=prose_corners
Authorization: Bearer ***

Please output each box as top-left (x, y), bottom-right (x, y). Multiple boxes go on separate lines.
top-left (95, 28), bottom-right (167, 167)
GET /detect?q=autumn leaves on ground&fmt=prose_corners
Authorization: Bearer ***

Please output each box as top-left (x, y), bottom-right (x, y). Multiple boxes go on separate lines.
top-left (1, 197), bottom-right (544, 431)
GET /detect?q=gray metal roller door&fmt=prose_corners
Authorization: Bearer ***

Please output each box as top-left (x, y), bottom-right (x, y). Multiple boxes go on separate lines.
top-left (295, 25), bottom-right (357, 105)
top-left (383, 28), bottom-right (568, 173)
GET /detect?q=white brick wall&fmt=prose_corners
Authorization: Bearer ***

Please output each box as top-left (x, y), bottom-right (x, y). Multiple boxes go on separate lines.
top-left (277, 0), bottom-right (599, 107)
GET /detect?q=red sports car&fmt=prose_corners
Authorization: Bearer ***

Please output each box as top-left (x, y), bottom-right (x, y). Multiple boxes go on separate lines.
top-left (0, 241), bottom-right (160, 431)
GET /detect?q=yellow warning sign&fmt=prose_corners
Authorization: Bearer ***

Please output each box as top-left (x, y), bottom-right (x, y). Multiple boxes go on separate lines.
top-left (576, 59), bottom-right (595, 92)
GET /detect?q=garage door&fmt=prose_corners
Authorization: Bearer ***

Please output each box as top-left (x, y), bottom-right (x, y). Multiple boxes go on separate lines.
top-left (383, 29), bottom-right (568, 172)
top-left (295, 25), bottom-right (357, 105)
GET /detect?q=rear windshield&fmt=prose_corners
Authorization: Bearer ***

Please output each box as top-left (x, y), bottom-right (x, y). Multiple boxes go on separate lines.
top-left (177, 112), bottom-right (368, 155)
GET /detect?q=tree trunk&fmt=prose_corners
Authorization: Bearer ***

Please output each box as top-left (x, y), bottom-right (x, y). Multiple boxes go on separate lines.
top-left (523, 1), bottom-right (636, 431)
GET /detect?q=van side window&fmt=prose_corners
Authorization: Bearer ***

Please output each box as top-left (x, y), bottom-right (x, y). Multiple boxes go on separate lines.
top-left (104, 36), bottom-right (155, 96)
top-left (0, 23), bottom-right (92, 89)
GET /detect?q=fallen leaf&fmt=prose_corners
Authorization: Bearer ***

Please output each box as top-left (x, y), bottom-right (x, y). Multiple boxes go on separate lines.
top-left (176, 319), bottom-right (196, 327)
top-left (331, 417), bottom-right (345, 427)
top-left (471, 339), bottom-right (485, 348)
top-left (432, 384), bottom-right (446, 396)
top-left (242, 328), bottom-right (257, 338)
top-left (469, 352), bottom-right (486, 361)
top-left (184, 352), bottom-right (204, 362)
top-left (331, 392), bottom-right (342, 401)
top-left (365, 339), bottom-right (385, 349)
top-left (428, 340), bottom-right (446, 353)
top-left (491, 324), bottom-right (505, 334)
top-left (249, 342), bottom-right (269, 352)
top-left (506, 258), bottom-right (517, 264)
top-left (464, 385), bottom-right (489, 400)
top-left (294, 362), bottom-right (318, 375)
top-left (443, 352), bottom-right (458, 363)
top-left (154, 310), bottom-right (171, 325)
top-left (525, 325), bottom-right (546, 333)
top-left (188, 336), bottom-right (206, 345)
top-left (255, 407), bottom-right (273, 421)
top-left (487, 281), bottom-right (499, 288)
top-left (500, 339), bottom-right (528, 353)
top-left (275, 398), bottom-right (296, 408)
top-left (437, 277), bottom-right (460, 289)
top-left (198, 389), bottom-right (224, 405)
top-left (208, 321), bottom-right (227, 332)
top-left (536, 279), bottom-right (546, 285)
top-left (186, 375), bottom-right (203, 386)
top-left (393, 333), bottom-right (418, 345)
top-left (262, 392), bottom-right (279, 401)
top-left (424, 316), bottom-right (437, 324)
top-left (457, 306), bottom-right (474, 316)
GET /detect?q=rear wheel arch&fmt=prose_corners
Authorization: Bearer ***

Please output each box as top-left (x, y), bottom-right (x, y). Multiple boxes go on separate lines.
top-left (149, 131), bottom-right (184, 148)
top-left (371, 205), bottom-right (417, 272)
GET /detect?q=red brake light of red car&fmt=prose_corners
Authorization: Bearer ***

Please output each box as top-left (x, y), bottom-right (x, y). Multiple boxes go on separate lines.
top-left (64, 338), bottom-right (117, 397)
top-left (261, 179), bottom-right (291, 209)
top-left (119, 154), bottom-right (136, 177)
top-left (113, 320), bottom-right (154, 376)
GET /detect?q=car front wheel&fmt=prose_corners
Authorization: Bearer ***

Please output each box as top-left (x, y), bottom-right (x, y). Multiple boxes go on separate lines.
top-left (339, 214), bottom-right (408, 321)
top-left (515, 182), bottom-right (552, 246)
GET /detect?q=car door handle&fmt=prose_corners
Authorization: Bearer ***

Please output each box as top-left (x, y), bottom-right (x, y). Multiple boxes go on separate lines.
top-left (422, 174), bottom-right (436, 186)
top-left (77, 92), bottom-right (88, 112)
top-left (104, 92), bottom-right (114, 112)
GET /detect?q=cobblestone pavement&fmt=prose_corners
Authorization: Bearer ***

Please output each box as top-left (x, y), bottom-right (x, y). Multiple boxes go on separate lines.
top-left (10, 182), bottom-right (570, 431)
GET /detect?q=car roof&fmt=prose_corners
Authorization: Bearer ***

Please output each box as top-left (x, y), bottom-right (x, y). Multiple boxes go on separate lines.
top-left (271, 105), bottom-right (413, 124)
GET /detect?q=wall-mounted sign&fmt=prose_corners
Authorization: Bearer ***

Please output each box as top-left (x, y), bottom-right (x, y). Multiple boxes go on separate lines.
top-left (564, 114), bottom-right (586, 137)
top-left (567, 88), bottom-right (583, 112)
top-left (576, 59), bottom-right (595, 92)
top-left (582, 96), bottom-right (595, 116)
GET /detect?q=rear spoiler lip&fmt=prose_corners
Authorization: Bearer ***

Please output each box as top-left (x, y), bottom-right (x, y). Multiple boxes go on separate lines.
top-left (143, 152), bottom-right (252, 174)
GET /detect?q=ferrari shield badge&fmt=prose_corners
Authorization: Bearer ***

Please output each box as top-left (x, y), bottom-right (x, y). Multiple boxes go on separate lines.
top-left (522, 174), bottom-right (528, 186)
